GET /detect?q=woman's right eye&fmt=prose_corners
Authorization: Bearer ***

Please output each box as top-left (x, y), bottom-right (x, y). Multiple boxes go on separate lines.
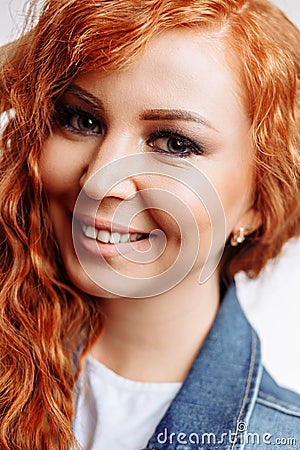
top-left (54, 105), bottom-right (103, 136)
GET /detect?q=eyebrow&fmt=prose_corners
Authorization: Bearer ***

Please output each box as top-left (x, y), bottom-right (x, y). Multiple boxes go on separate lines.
top-left (65, 84), bottom-right (218, 132)
top-left (65, 84), bottom-right (105, 111)
top-left (140, 109), bottom-right (218, 132)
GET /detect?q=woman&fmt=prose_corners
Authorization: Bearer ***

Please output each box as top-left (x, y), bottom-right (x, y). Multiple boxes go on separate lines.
top-left (0, 0), bottom-right (299, 449)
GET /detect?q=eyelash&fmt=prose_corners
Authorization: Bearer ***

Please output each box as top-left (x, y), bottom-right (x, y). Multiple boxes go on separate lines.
top-left (54, 104), bottom-right (205, 158)
top-left (147, 129), bottom-right (205, 158)
top-left (54, 105), bottom-right (103, 136)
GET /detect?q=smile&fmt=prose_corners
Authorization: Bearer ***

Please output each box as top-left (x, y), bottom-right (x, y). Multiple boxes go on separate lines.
top-left (81, 223), bottom-right (146, 244)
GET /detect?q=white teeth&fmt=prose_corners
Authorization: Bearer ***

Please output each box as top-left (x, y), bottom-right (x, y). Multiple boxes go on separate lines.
top-left (85, 226), bottom-right (97, 239)
top-left (120, 233), bottom-right (130, 243)
top-left (97, 230), bottom-right (110, 243)
top-left (81, 223), bottom-right (144, 243)
top-left (110, 232), bottom-right (121, 244)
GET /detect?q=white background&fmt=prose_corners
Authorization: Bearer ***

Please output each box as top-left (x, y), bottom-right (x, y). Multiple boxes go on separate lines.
top-left (1, 0), bottom-right (300, 393)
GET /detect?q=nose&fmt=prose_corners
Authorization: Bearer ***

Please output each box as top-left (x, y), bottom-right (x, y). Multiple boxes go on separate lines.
top-left (80, 135), bottom-right (139, 201)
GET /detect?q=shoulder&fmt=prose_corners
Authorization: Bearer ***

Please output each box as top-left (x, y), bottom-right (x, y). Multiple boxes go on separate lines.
top-left (244, 369), bottom-right (300, 449)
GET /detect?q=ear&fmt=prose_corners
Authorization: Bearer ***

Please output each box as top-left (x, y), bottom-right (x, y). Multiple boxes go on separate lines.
top-left (237, 206), bottom-right (262, 233)
top-left (230, 207), bottom-right (262, 246)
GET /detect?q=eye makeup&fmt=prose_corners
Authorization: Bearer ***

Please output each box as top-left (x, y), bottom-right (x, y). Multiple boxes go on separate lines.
top-left (54, 104), bottom-right (103, 136)
top-left (53, 102), bottom-right (210, 159)
top-left (53, 82), bottom-right (212, 159)
top-left (147, 127), bottom-right (206, 158)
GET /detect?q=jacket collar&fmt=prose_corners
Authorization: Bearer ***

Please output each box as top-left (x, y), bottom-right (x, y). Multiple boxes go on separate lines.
top-left (145, 283), bottom-right (263, 450)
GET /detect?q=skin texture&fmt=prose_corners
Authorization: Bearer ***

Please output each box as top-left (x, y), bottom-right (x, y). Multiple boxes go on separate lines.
top-left (40, 29), bottom-right (260, 382)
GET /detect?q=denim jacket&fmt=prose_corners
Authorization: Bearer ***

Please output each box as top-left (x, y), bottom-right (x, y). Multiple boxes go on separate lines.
top-left (143, 284), bottom-right (300, 450)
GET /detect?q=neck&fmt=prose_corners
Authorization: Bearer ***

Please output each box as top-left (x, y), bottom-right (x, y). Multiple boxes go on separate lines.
top-left (91, 271), bottom-right (220, 383)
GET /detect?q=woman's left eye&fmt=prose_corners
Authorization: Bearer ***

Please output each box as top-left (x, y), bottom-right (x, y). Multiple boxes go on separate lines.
top-left (54, 105), bottom-right (103, 135)
top-left (147, 131), bottom-right (203, 157)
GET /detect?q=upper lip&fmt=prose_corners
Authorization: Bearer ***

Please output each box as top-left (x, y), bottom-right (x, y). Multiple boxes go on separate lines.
top-left (73, 213), bottom-right (151, 234)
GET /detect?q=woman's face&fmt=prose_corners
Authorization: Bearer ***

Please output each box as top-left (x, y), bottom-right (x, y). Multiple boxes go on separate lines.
top-left (40, 29), bottom-right (257, 298)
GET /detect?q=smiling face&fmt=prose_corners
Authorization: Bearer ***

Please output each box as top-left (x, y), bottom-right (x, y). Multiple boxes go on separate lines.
top-left (40, 28), bottom-right (258, 298)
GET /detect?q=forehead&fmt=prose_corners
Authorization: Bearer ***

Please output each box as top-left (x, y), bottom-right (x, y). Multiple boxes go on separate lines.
top-left (83, 27), bottom-right (241, 86)
top-left (74, 28), bottom-right (249, 133)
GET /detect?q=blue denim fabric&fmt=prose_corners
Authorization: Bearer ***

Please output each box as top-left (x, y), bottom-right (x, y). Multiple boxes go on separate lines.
top-left (144, 284), bottom-right (300, 450)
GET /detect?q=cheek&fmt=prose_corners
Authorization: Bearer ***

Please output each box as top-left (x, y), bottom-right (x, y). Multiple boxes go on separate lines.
top-left (140, 177), bottom-right (212, 238)
top-left (40, 135), bottom-right (85, 200)
top-left (215, 163), bottom-right (254, 235)
top-left (145, 182), bottom-right (212, 263)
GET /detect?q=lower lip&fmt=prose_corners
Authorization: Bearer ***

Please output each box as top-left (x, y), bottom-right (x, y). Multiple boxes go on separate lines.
top-left (73, 219), bottom-right (152, 258)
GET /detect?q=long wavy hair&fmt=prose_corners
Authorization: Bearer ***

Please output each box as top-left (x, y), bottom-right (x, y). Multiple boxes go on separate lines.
top-left (0, 0), bottom-right (299, 448)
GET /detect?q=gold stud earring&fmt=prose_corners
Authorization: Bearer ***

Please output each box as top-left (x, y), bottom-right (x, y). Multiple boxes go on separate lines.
top-left (230, 226), bottom-right (252, 247)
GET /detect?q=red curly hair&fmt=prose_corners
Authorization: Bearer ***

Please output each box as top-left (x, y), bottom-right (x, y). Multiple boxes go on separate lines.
top-left (0, 0), bottom-right (299, 448)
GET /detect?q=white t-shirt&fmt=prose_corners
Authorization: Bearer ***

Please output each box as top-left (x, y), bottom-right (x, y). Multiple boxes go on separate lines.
top-left (73, 356), bottom-right (182, 450)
